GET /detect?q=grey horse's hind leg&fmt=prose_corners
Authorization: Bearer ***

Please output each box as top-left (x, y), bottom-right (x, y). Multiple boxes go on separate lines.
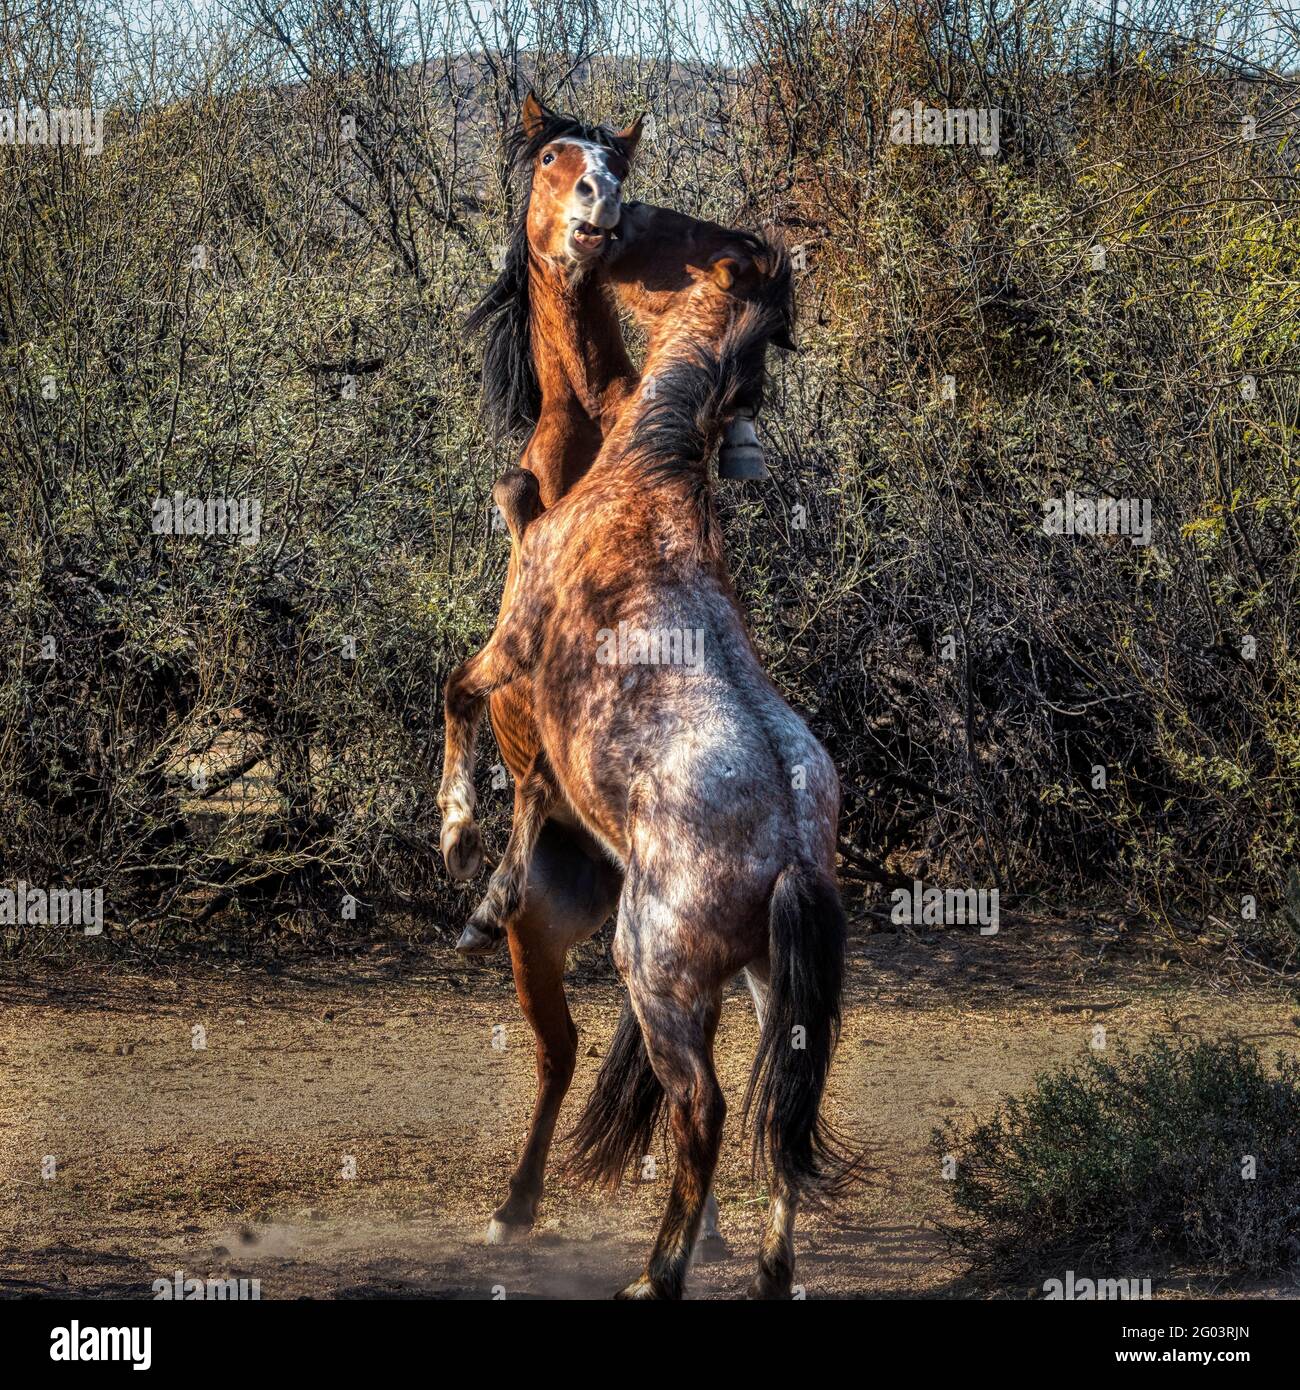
top-left (738, 957), bottom-right (801, 1299)
top-left (615, 969), bottom-right (726, 1301)
top-left (692, 966), bottom-right (769, 1257)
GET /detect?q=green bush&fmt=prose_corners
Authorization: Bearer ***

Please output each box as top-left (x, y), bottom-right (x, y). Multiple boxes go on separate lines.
top-left (933, 1038), bottom-right (1300, 1281)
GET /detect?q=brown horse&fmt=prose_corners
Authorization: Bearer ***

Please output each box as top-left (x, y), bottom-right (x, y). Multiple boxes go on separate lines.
top-left (446, 94), bottom-right (786, 1247)
top-left (441, 242), bottom-right (858, 1299)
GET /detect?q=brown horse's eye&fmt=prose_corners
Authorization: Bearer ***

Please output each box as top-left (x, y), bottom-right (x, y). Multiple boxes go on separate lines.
top-left (541, 151), bottom-right (555, 165)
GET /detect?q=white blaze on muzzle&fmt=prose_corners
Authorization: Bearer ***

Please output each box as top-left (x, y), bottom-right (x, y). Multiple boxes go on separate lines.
top-left (567, 141), bottom-right (624, 230)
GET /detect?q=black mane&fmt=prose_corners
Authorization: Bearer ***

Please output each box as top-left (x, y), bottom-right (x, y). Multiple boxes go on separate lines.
top-left (466, 107), bottom-right (635, 439)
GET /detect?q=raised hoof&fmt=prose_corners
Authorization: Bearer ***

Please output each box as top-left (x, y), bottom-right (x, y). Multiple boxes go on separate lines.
top-left (718, 415), bottom-right (767, 479)
top-left (455, 920), bottom-right (505, 956)
top-left (441, 819), bottom-right (483, 881)
top-left (485, 1215), bottom-right (534, 1246)
top-left (614, 1276), bottom-right (665, 1300)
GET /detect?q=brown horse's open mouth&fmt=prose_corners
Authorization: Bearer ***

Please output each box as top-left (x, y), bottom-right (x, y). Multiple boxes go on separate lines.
top-left (570, 220), bottom-right (609, 254)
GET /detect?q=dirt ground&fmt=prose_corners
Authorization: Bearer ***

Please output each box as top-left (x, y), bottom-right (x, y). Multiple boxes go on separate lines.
top-left (3, 917), bottom-right (1299, 1300)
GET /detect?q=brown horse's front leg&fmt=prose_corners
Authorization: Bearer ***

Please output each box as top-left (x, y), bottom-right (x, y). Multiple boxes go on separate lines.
top-left (493, 467), bottom-right (543, 543)
top-left (485, 821), bottom-right (623, 1242)
top-left (456, 756), bottom-right (556, 955)
top-left (438, 639), bottom-right (522, 880)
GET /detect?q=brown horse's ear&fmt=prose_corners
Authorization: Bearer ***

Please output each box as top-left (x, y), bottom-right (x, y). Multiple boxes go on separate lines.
top-left (616, 112), bottom-right (645, 156)
top-left (709, 255), bottom-right (744, 290)
top-left (772, 325), bottom-right (799, 352)
top-left (521, 92), bottom-right (550, 139)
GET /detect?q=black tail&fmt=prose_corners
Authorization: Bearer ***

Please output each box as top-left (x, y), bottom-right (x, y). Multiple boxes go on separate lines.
top-left (564, 997), bottom-right (665, 1188)
top-left (743, 862), bottom-right (862, 1203)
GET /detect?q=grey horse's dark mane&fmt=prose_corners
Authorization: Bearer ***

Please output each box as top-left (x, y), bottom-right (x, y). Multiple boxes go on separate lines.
top-left (632, 241), bottom-right (795, 485)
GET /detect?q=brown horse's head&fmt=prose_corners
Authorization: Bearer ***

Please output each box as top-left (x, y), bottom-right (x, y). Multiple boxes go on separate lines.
top-left (518, 92), bottom-right (643, 268)
top-left (468, 94), bottom-right (644, 435)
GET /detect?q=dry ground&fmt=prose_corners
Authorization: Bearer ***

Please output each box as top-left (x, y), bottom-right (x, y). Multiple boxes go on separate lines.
top-left (2, 917), bottom-right (1298, 1300)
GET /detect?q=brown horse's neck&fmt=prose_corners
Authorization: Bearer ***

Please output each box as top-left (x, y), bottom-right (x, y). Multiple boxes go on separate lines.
top-left (526, 253), bottom-right (636, 503)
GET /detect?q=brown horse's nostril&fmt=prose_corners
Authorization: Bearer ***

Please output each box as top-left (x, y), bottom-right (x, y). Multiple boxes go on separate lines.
top-left (577, 177), bottom-right (597, 201)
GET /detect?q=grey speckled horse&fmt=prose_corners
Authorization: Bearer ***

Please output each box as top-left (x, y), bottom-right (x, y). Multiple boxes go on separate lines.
top-left (440, 241), bottom-right (859, 1299)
